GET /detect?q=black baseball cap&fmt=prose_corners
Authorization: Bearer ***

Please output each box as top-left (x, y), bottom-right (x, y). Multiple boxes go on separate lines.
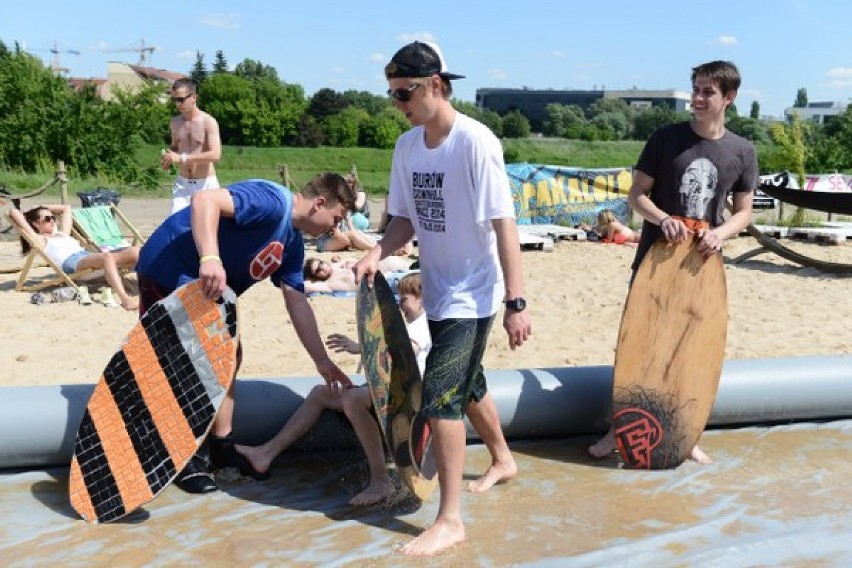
top-left (385, 41), bottom-right (465, 80)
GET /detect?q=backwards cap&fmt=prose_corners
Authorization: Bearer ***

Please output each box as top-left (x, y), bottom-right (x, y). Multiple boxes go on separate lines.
top-left (385, 41), bottom-right (465, 80)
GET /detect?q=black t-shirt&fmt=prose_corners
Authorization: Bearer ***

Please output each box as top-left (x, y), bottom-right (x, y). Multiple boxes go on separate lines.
top-left (632, 121), bottom-right (758, 269)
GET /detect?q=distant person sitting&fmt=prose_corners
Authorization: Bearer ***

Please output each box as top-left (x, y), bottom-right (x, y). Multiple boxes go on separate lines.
top-left (348, 174), bottom-right (371, 231)
top-left (317, 176), bottom-right (414, 256)
top-left (596, 209), bottom-right (640, 245)
top-left (303, 255), bottom-right (413, 294)
top-left (11, 204), bottom-right (140, 311)
top-left (234, 272), bottom-right (430, 505)
top-left (316, 217), bottom-right (378, 253)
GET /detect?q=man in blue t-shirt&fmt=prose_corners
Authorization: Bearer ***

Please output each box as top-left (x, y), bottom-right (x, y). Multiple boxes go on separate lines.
top-left (136, 173), bottom-right (357, 494)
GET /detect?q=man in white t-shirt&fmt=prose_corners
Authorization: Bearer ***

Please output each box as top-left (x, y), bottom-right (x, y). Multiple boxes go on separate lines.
top-left (354, 40), bottom-right (532, 556)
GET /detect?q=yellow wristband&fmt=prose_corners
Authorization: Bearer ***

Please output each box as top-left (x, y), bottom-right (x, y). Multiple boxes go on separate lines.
top-left (199, 255), bottom-right (222, 265)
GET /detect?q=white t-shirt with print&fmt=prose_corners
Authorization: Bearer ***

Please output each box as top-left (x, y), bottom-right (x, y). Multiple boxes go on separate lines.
top-left (388, 112), bottom-right (514, 320)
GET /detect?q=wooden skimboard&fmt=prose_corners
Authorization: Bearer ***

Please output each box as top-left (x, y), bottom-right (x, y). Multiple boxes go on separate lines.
top-left (69, 280), bottom-right (239, 523)
top-left (612, 237), bottom-right (727, 469)
top-left (356, 271), bottom-right (437, 501)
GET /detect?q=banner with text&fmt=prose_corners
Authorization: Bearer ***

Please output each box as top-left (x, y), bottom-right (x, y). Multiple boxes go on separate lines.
top-left (760, 171), bottom-right (852, 193)
top-left (507, 163), bottom-right (632, 226)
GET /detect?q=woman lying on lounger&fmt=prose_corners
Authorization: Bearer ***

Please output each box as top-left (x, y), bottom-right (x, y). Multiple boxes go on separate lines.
top-left (12, 204), bottom-right (140, 310)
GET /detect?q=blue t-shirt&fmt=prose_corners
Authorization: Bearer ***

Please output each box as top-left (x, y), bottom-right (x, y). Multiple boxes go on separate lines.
top-left (136, 179), bottom-right (305, 295)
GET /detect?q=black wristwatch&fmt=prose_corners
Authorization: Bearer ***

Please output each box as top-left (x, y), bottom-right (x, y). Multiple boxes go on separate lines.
top-left (504, 297), bottom-right (527, 312)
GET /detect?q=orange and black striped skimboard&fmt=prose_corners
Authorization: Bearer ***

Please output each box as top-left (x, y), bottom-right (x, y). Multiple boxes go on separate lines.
top-left (69, 280), bottom-right (239, 523)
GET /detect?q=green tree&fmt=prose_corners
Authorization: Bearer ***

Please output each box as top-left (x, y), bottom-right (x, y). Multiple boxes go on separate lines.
top-left (308, 88), bottom-right (347, 121)
top-left (726, 115), bottom-right (769, 144)
top-left (0, 46), bottom-right (60, 170)
top-left (590, 111), bottom-right (629, 141)
top-left (360, 108), bottom-right (407, 149)
top-left (632, 105), bottom-right (684, 140)
top-left (0, 43), bottom-right (157, 184)
top-left (234, 58), bottom-right (279, 82)
top-left (501, 109), bottom-right (531, 138)
top-left (199, 73), bottom-right (255, 144)
top-left (112, 82), bottom-right (171, 145)
top-left (342, 90), bottom-right (390, 115)
top-left (768, 115), bottom-right (808, 225)
top-left (588, 98), bottom-right (633, 139)
top-left (213, 50), bottom-right (228, 74)
top-left (292, 114), bottom-right (324, 147)
top-left (750, 100), bottom-right (760, 119)
top-left (795, 88), bottom-right (808, 108)
top-left (324, 106), bottom-right (368, 147)
top-left (816, 105), bottom-right (852, 170)
top-left (190, 51), bottom-right (208, 87)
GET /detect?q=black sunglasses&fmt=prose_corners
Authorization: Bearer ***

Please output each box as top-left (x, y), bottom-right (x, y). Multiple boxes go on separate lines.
top-left (171, 94), bottom-right (193, 104)
top-left (387, 83), bottom-right (421, 102)
top-left (39, 215), bottom-right (56, 223)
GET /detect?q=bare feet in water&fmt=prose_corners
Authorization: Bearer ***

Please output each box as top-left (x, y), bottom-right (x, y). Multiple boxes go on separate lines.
top-left (690, 445), bottom-right (712, 464)
top-left (400, 518), bottom-right (466, 556)
top-left (349, 479), bottom-right (394, 506)
top-left (588, 430), bottom-right (616, 459)
top-left (466, 456), bottom-right (517, 493)
top-left (587, 430), bottom-right (713, 464)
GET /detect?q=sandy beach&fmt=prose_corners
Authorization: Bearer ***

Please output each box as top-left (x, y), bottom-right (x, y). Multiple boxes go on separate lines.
top-left (1, 197), bottom-right (850, 388)
top-left (2, 197), bottom-right (852, 566)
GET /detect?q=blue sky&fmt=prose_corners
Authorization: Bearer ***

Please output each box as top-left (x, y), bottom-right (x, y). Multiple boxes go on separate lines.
top-left (3, 0), bottom-right (852, 119)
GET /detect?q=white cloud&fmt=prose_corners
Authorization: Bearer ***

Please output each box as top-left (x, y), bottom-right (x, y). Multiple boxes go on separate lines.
top-left (714, 35), bottom-right (738, 46)
top-left (331, 67), bottom-right (344, 75)
top-left (177, 50), bottom-right (196, 60)
top-left (742, 88), bottom-right (762, 100)
top-left (489, 68), bottom-right (508, 81)
top-left (369, 53), bottom-right (385, 62)
top-left (551, 50), bottom-right (567, 59)
top-left (200, 11), bottom-right (240, 30)
top-left (826, 67), bottom-right (852, 87)
top-left (826, 67), bottom-right (852, 79)
top-left (397, 32), bottom-right (437, 43)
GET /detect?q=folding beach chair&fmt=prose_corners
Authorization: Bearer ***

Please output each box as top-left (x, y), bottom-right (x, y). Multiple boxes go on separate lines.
top-left (5, 210), bottom-right (100, 293)
top-left (71, 204), bottom-right (145, 253)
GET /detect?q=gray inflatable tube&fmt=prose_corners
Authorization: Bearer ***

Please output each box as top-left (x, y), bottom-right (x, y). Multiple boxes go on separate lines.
top-left (1, 355), bottom-right (850, 470)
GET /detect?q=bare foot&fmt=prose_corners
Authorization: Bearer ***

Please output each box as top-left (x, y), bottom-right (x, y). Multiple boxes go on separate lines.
top-left (588, 430), bottom-right (616, 459)
top-left (466, 457), bottom-right (517, 493)
top-left (690, 445), bottom-right (712, 464)
top-left (233, 444), bottom-right (273, 475)
top-left (400, 519), bottom-right (465, 556)
top-left (349, 479), bottom-right (394, 506)
top-left (121, 298), bottom-right (139, 311)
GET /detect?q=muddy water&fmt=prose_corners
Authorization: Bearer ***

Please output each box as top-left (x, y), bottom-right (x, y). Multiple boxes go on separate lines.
top-left (3, 420), bottom-right (852, 566)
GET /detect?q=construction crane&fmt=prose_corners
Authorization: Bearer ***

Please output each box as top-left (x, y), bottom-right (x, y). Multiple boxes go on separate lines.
top-left (33, 40), bottom-right (80, 74)
top-left (105, 39), bottom-right (155, 66)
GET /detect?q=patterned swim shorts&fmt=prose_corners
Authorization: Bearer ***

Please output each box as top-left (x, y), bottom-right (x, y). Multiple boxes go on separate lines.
top-left (421, 315), bottom-right (494, 420)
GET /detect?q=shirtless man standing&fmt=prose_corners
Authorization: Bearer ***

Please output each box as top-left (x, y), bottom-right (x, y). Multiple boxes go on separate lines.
top-left (160, 78), bottom-right (222, 214)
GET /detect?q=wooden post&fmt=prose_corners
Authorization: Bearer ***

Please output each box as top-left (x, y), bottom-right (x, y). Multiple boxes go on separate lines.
top-left (57, 160), bottom-right (68, 205)
top-left (278, 164), bottom-right (295, 188)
